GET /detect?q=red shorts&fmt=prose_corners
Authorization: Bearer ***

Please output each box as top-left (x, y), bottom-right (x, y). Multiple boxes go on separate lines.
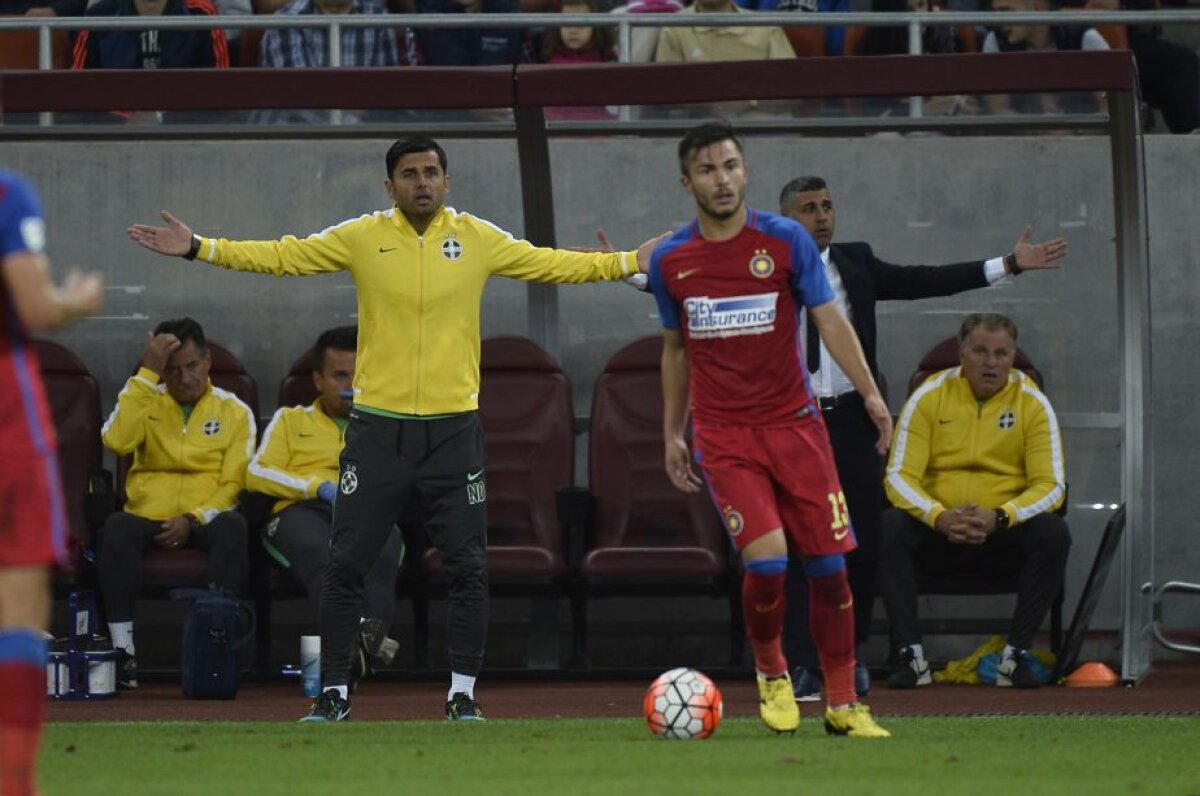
top-left (0, 446), bottom-right (67, 567)
top-left (694, 416), bottom-right (856, 558)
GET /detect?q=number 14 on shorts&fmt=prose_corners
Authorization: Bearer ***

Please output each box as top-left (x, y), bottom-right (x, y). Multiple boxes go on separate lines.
top-left (827, 491), bottom-right (850, 540)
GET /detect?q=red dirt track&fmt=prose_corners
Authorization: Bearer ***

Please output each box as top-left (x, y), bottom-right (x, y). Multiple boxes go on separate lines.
top-left (49, 662), bottom-right (1200, 723)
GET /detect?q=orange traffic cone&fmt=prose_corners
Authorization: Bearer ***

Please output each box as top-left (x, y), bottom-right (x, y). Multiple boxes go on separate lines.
top-left (1066, 661), bottom-right (1120, 687)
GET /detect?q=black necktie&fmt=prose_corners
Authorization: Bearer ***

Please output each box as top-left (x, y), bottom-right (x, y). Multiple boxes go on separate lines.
top-left (807, 312), bottom-right (820, 374)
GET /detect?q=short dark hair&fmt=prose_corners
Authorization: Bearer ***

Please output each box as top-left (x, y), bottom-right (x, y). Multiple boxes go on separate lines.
top-left (154, 317), bottom-right (206, 350)
top-left (312, 325), bottom-right (357, 372)
top-left (958, 312), bottom-right (1018, 345)
top-left (677, 122), bottom-right (743, 175)
top-left (778, 176), bottom-right (828, 213)
top-left (385, 136), bottom-right (448, 178)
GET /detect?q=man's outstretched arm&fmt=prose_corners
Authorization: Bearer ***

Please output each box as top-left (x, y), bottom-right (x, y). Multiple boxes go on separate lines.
top-left (128, 210), bottom-right (349, 276)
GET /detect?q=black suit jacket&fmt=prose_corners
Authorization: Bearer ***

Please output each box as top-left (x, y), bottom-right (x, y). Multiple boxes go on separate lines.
top-left (827, 241), bottom-right (989, 380)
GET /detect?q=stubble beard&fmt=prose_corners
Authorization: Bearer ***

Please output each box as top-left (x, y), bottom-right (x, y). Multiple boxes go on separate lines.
top-left (697, 192), bottom-right (744, 224)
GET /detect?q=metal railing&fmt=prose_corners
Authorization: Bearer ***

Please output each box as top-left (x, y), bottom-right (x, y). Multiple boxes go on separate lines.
top-left (2, 9), bottom-right (1199, 68)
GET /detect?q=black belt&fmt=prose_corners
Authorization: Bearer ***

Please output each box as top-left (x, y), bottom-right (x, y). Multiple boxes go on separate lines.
top-left (817, 391), bottom-right (861, 413)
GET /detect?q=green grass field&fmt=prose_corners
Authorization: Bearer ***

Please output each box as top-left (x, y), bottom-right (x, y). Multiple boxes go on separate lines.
top-left (42, 716), bottom-right (1200, 796)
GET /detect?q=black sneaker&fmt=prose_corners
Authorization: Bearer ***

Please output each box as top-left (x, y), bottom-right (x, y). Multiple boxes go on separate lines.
top-left (445, 692), bottom-right (485, 722)
top-left (299, 688), bottom-right (351, 722)
top-left (792, 666), bottom-right (822, 702)
top-left (116, 649), bottom-right (138, 690)
top-left (996, 649), bottom-right (1042, 689)
top-left (887, 646), bottom-right (932, 689)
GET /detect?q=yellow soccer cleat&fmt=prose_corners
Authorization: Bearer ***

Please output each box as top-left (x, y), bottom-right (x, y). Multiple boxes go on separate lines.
top-left (824, 703), bottom-right (891, 738)
top-left (757, 673), bottom-right (801, 733)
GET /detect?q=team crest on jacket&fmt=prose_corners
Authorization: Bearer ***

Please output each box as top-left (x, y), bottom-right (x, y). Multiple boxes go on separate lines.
top-left (723, 505), bottom-right (745, 536)
top-left (998, 410), bottom-right (1016, 429)
top-left (340, 464), bottom-right (359, 495)
top-left (202, 418), bottom-right (221, 436)
top-left (441, 236), bottom-right (463, 261)
top-left (748, 249), bottom-right (774, 278)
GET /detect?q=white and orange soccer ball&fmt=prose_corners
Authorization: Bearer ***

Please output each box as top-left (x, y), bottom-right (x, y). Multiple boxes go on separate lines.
top-left (643, 667), bottom-right (723, 740)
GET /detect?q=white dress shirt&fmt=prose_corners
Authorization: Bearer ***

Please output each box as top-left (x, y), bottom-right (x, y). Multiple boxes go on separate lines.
top-left (803, 248), bottom-right (1009, 399)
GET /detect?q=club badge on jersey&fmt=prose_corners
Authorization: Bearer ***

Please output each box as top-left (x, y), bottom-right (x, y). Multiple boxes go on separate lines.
top-left (748, 250), bottom-right (774, 278)
top-left (723, 506), bottom-right (744, 537)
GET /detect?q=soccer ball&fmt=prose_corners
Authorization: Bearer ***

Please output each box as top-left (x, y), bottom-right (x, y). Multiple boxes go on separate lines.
top-left (643, 667), bottom-right (723, 740)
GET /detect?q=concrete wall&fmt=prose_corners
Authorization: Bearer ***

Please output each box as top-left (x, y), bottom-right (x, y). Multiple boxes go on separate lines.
top-left (7, 133), bottom-right (1197, 653)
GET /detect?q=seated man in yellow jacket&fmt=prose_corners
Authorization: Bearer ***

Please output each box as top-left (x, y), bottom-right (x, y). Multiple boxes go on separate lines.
top-left (99, 317), bottom-right (255, 688)
top-left (878, 312), bottom-right (1070, 690)
top-left (246, 326), bottom-right (403, 679)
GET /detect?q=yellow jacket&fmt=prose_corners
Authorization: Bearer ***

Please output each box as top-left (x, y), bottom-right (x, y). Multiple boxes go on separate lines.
top-left (885, 367), bottom-right (1065, 528)
top-left (246, 398), bottom-right (345, 515)
top-left (101, 368), bottom-right (257, 524)
top-left (195, 206), bottom-right (636, 417)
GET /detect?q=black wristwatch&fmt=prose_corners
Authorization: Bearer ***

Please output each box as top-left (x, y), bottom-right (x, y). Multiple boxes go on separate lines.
top-left (994, 508), bottom-right (1010, 531)
top-left (1004, 252), bottom-right (1022, 275)
top-left (183, 234), bottom-right (202, 261)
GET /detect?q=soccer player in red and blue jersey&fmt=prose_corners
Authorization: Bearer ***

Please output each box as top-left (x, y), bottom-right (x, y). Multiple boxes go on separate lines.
top-left (0, 170), bottom-right (101, 796)
top-left (648, 124), bottom-right (892, 738)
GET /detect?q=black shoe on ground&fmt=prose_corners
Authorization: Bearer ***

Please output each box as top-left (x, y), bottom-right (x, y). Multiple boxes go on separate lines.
top-left (855, 661), bottom-right (872, 698)
top-left (446, 692), bottom-right (486, 722)
top-left (299, 688), bottom-right (351, 722)
top-left (887, 646), bottom-right (931, 689)
top-left (792, 666), bottom-right (822, 702)
top-left (116, 649), bottom-right (138, 690)
top-left (996, 649), bottom-right (1042, 689)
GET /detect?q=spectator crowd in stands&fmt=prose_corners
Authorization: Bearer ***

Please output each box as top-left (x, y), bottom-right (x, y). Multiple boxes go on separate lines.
top-left (0, 0), bottom-right (1186, 127)
top-left (1, 0), bottom-right (1192, 131)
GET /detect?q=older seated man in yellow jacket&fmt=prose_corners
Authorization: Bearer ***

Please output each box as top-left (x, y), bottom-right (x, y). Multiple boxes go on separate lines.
top-left (878, 312), bottom-right (1069, 691)
top-left (246, 326), bottom-right (403, 682)
top-left (99, 317), bottom-right (256, 689)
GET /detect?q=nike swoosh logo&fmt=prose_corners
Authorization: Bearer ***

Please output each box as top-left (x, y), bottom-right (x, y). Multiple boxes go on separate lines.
top-left (677, 267), bottom-right (701, 280)
top-left (753, 597), bottom-right (781, 613)
top-left (833, 528), bottom-right (849, 541)
top-left (938, 418), bottom-right (952, 424)
top-left (838, 597), bottom-right (854, 610)
top-left (467, 469), bottom-right (484, 481)
top-left (379, 247), bottom-right (396, 253)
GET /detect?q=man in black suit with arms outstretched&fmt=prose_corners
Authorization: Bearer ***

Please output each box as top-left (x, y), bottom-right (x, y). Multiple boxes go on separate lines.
top-left (779, 175), bottom-right (1068, 700)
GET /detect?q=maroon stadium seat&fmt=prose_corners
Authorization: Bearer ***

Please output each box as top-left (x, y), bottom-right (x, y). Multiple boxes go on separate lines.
top-left (277, 347), bottom-right (318, 409)
top-left (33, 339), bottom-right (103, 584)
top-left (572, 335), bottom-right (741, 667)
top-left (417, 335), bottom-right (575, 668)
top-left (906, 335), bottom-right (1044, 397)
